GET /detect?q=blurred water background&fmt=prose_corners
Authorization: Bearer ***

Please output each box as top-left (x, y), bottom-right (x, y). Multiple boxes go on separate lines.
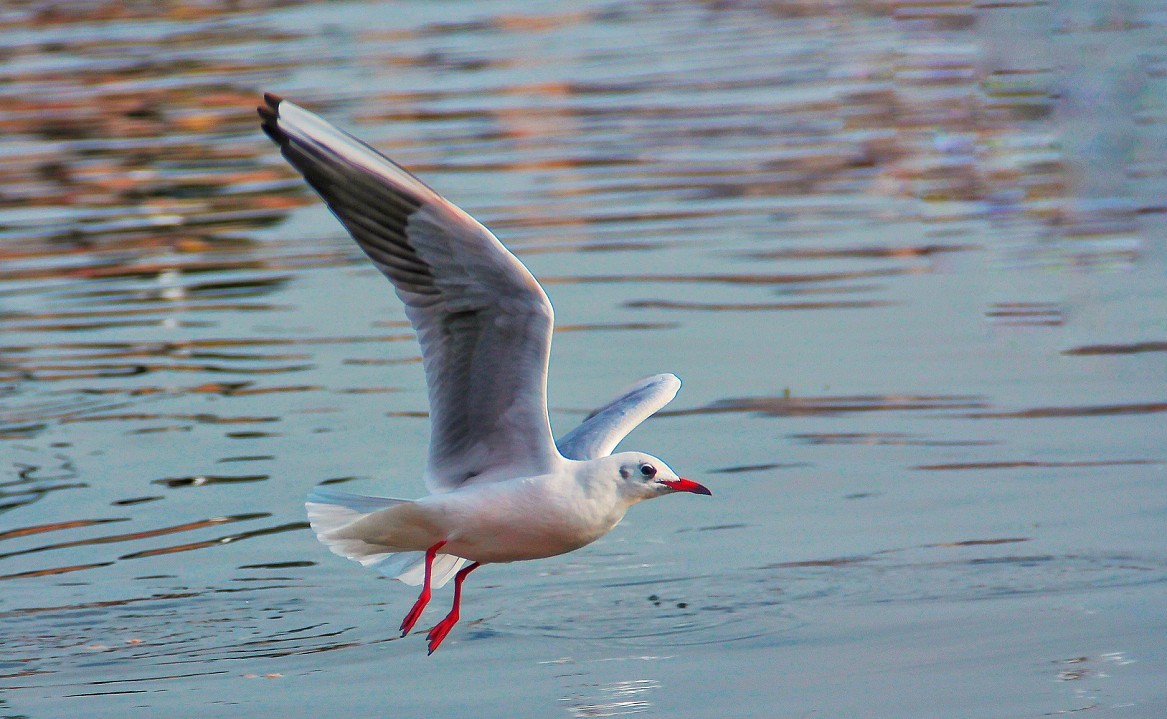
top-left (1, 0), bottom-right (1165, 716)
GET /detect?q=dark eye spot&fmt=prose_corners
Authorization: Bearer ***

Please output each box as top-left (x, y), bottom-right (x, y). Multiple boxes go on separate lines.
top-left (640, 463), bottom-right (657, 478)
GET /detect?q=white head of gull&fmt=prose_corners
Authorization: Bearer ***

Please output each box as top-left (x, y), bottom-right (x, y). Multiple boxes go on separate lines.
top-left (258, 93), bottom-right (710, 654)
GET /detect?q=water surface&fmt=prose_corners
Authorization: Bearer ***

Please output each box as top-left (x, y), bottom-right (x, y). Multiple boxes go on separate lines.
top-left (2, 1), bottom-right (1165, 717)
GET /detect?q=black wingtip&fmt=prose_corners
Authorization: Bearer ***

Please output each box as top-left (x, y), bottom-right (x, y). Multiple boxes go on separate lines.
top-left (257, 92), bottom-right (285, 144)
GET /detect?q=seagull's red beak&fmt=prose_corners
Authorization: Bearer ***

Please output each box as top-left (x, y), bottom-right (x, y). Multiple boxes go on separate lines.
top-left (659, 478), bottom-right (712, 496)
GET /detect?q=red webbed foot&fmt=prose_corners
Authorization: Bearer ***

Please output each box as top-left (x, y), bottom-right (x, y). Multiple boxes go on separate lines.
top-left (424, 561), bottom-right (480, 655)
top-left (399, 541), bottom-right (446, 637)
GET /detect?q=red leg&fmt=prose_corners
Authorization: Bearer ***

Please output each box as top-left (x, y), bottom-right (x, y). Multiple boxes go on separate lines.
top-left (399, 541), bottom-right (446, 637)
top-left (426, 561), bottom-right (480, 655)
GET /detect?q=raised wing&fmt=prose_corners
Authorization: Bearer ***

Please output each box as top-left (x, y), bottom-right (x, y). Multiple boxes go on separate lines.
top-left (259, 94), bottom-right (560, 491)
top-left (556, 373), bottom-right (681, 460)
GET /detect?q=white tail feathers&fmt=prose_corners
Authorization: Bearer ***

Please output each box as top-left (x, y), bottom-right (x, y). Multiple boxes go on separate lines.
top-left (305, 486), bottom-right (467, 587)
top-left (371, 551), bottom-right (467, 587)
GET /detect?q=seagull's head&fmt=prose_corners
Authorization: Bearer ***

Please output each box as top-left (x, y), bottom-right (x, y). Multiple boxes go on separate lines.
top-left (608, 452), bottom-right (711, 502)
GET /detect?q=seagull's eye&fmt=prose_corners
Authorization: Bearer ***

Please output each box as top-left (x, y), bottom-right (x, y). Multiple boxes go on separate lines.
top-left (639, 463), bottom-right (657, 479)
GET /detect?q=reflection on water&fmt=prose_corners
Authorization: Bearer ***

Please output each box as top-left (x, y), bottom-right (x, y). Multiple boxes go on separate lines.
top-left (2, 0), bottom-right (1166, 717)
top-left (1064, 340), bottom-right (1167, 355)
top-left (563, 677), bottom-right (661, 718)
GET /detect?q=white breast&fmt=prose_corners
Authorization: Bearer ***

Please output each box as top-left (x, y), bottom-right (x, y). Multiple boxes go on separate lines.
top-left (420, 471), bottom-right (627, 563)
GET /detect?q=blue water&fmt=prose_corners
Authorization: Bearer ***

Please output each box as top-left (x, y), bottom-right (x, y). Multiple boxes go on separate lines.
top-left (2, 1), bottom-right (1165, 716)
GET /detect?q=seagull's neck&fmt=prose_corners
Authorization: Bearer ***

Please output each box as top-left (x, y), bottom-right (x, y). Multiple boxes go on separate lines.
top-left (565, 457), bottom-right (637, 513)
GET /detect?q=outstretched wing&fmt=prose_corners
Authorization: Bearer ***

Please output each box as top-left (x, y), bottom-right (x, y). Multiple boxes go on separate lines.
top-left (260, 94), bottom-right (560, 491)
top-left (556, 373), bottom-right (681, 460)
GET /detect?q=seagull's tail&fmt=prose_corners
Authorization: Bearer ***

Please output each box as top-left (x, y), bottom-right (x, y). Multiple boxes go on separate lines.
top-left (305, 486), bottom-right (467, 587)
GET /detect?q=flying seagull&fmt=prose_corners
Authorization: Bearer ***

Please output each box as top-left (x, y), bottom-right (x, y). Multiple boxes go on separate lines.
top-left (258, 93), bottom-right (710, 654)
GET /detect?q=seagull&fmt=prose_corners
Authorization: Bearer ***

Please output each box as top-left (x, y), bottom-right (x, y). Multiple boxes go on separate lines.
top-left (257, 93), bottom-right (710, 654)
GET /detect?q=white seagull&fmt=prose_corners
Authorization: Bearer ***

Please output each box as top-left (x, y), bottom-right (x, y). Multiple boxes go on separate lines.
top-left (258, 93), bottom-right (710, 654)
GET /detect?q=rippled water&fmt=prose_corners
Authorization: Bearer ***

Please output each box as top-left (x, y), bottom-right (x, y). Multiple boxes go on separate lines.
top-left (2, 1), bottom-right (1166, 716)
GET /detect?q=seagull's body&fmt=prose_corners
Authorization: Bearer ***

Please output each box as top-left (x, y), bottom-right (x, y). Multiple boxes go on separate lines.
top-left (258, 94), bottom-right (709, 653)
top-left (336, 459), bottom-right (635, 564)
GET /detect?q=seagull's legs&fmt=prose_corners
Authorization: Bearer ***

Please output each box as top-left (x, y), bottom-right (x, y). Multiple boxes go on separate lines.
top-left (426, 561), bottom-right (480, 654)
top-left (399, 540), bottom-right (447, 637)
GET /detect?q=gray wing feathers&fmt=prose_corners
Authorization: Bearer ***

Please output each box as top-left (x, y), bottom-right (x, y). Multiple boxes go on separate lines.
top-left (261, 96), bottom-right (560, 490)
top-left (556, 373), bottom-right (681, 460)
